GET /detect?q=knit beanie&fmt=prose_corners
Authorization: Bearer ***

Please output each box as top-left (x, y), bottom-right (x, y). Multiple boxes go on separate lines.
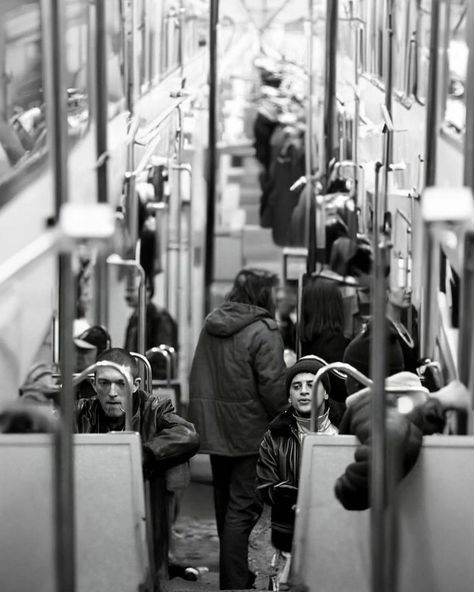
top-left (285, 355), bottom-right (331, 394)
top-left (343, 318), bottom-right (404, 378)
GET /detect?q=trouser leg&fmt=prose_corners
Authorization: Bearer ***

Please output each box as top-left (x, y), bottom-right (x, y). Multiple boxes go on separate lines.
top-left (219, 455), bottom-right (262, 590)
top-left (210, 454), bottom-right (231, 539)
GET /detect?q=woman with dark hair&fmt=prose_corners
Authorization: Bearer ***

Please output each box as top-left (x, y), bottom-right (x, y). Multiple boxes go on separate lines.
top-left (301, 278), bottom-right (349, 407)
top-left (189, 268), bottom-right (287, 590)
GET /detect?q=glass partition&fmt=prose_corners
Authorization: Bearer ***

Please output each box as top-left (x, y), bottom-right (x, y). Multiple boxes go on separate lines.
top-left (64, 0), bottom-right (92, 139)
top-left (441, 0), bottom-right (467, 141)
top-left (0, 0), bottom-right (47, 191)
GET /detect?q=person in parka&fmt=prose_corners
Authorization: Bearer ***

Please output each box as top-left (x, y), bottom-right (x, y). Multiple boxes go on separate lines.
top-left (189, 268), bottom-right (288, 590)
top-left (256, 356), bottom-right (337, 555)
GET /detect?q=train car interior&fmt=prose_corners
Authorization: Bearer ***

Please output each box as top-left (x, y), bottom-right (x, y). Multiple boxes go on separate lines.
top-left (0, 0), bottom-right (474, 591)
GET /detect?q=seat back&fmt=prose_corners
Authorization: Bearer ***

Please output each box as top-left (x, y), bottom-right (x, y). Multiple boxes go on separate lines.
top-left (0, 433), bottom-right (150, 592)
top-left (292, 434), bottom-right (474, 592)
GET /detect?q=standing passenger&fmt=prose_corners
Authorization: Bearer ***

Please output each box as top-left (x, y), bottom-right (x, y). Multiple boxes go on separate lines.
top-left (189, 268), bottom-right (288, 590)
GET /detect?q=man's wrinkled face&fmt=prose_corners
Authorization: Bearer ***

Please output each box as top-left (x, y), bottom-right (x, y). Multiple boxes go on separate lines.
top-left (93, 365), bottom-right (139, 418)
top-left (289, 372), bottom-right (326, 417)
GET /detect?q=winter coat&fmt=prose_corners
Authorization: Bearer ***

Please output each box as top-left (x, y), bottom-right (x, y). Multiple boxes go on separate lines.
top-left (188, 301), bottom-right (287, 456)
top-left (257, 407), bottom-right (337, 551)
top-left (75, 390), bottom-right (199, 476)
top-left (334, 391), bottom-right (446, 511)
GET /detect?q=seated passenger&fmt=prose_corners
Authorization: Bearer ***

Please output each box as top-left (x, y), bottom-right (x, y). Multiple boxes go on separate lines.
top-left (335, 324), bottom-right (469, 511)
top-left (124, 281), bottom-right (178, 380)
top-left (256, 355), bottom-right (337, 586)
top-left (74, 325), bottom-right (112, 398)
top-left (301, 277), bottom-right (349, 410)
top-left (75, 348), bottom-right (199, 476)
top-left (0, 401), bottom-right (58, 433)
top-left (19, 362), bottom-right (61, 405)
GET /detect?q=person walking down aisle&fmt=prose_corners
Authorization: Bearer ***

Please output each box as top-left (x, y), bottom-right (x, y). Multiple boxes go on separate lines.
top-left (189, 268), bottom-right (288, 590)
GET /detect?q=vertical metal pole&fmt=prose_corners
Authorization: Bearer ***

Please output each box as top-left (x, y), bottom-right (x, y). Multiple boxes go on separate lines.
top-left (94, 0), bottom-right (109, 327)
top-left (464, 1), bottom-right (474, 190)
top-left (45, 0), bottom-right (75, 587)
top-left (323, 0), bottom-right (339, 182)
top-left (420, 0), bottom-right (440, 358)
top-left (383, 1), bottom-right (394, 201)
top-left (370, 161), bottom-right (388, 592)
top-left (305, 1), bottom-right (314, 250)
top-left (424, 0), bottom-right (440, 188)
top-left (296, 273), bottom-right (304, 358)
top-left (205, 0), bottom-right (218, 313)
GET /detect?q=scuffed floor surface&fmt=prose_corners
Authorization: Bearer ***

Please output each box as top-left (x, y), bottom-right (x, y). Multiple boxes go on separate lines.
top-left (167, 492), bottom-right (274, 592)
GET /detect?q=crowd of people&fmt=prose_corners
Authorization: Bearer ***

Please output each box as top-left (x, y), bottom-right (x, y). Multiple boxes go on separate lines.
top-left (1, 263), bottom-right (470, 592)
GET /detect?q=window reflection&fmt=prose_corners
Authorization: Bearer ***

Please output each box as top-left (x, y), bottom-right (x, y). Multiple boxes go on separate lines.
top-left (443, 0), bottom-right (467, 137)
top-left (107, 0), bottom-right (126, 117)
top-left (65, 0), bottom-right (91, 138)
top-left (415, 0), bottom-right (430, 103)
top-left (0, 0), bottom-right (46, 184)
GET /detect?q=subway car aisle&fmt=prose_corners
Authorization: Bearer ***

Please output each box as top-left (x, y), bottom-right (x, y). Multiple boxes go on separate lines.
top-left (167, 477), bottom-right (274, 592)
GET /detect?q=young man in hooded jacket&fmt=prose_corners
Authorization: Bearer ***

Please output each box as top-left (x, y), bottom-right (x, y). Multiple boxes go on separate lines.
top-left (189, 268), bottom-right (288, 590)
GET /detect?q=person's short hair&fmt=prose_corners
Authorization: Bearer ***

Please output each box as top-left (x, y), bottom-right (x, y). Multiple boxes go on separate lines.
top-left (96, 348), bottom-right (139, 380)
top-left (226, 268), bottom-right (279, 314)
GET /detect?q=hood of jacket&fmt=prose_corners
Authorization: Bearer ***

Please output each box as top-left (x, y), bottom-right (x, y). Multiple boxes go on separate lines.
top-left (205, 301), bottom-right (274, 337)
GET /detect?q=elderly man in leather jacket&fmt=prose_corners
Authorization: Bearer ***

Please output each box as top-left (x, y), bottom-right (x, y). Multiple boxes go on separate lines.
top-left (75, 348), bottom-right (199, 476)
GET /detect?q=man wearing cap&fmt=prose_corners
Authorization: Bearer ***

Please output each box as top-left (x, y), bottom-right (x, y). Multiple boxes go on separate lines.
top-left (256, 355), bottom-right (337, 572)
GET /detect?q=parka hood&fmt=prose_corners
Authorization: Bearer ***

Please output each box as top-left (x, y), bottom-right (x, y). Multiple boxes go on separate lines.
top-left (205, 301), bottom-right (274, 337)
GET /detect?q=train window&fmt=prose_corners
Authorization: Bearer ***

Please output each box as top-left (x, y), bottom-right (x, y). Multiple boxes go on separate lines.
top-left (414, 0), bottom-right (431, 104)
top-left (106, 0), bottom-right (126, 118)
top-left (161, 2), bottom-right (180, 75)
top-left (392, 0), bottom-right (416, 103)
top-left (64, 0), bottom-right (91, 138)
top-left (0, 0), bottom-right (47, 190)
top-left (374, 0), bottom-right (386, 81)
top-left (146, 0), bottom-right (163, 84)
top-left (441, 0), bottom-right (467, 141)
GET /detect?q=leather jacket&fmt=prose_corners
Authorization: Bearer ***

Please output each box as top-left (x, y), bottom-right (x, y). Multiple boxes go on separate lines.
top-left (257, 407), bottom-right (337, 551)
top-left (75, 390), bottom-right (199, 475)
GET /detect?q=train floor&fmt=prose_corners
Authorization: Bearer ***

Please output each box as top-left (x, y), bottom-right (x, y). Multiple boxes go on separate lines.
top-left (166, 458), bottom-right (274, 592)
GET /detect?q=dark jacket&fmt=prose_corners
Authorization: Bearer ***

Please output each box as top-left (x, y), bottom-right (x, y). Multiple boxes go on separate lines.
top-left (257, 407), bottom-right (337, 551)
top-left (334, 392), bottom-right (446, 510)
top-left (188, 301), bottom-right (287, 456)
top-left (75, 390), bottom-right (199, 475)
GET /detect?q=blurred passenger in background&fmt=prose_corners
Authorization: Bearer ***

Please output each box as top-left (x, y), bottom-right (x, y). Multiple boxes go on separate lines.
top-left (189, 268), bottom-right (287, 590)
top-left (256, 356), bottom-right (337, 589)
top-left (386, 287), bottom-right (419, 373)
top-left (124, 281), bottom-right (178, 380)
top-left (301, 278), bottom-right (349, 411)
top-left (74, 325), bottom-right (112, 398)
top-left (275, 285), bottom-right (297, 352)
